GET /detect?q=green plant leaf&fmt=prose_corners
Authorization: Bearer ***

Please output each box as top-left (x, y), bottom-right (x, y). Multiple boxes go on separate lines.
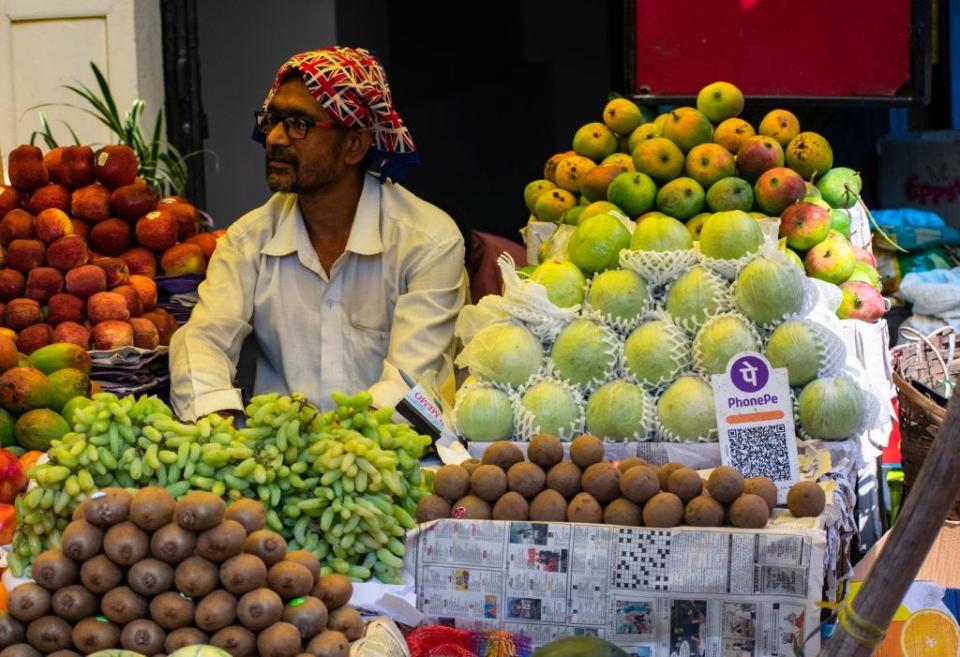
top-left (89, 62), bottom-right (121, 131)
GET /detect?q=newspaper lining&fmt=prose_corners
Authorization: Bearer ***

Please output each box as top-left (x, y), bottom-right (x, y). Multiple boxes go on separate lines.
top-left (413, 518), bottom-right (826, 656)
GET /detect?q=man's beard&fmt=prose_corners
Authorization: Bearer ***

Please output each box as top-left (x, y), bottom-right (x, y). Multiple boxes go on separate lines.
top-left (265, 141), bottom-right (345, 194)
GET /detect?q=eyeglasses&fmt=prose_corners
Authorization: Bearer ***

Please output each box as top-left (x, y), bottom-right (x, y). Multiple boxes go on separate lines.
top-left (254, 110), bottom-right (335, 140)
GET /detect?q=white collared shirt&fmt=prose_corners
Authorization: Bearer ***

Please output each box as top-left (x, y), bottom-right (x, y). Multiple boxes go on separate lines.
top-left (169, 173), bottom-right (468, 421)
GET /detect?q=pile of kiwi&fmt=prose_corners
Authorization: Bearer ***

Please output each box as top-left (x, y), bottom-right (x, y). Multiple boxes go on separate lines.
top-left (0, 488), bottom-right (364, 657)
top-left (415, 435), bottom-right (811, 530)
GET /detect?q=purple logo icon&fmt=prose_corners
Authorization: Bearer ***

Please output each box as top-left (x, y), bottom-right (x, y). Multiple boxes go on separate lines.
top-left (730, 355), bottom-right (769, 393)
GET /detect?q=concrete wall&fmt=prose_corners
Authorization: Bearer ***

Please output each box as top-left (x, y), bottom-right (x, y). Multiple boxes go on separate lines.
top-left (196, 0), bottom-right (337, 227)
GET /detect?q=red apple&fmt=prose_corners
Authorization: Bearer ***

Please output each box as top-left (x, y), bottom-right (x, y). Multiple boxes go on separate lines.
top-left (94, 145), bottom-right (138, 189)
top-left (53, 321), bottom-right (91, 349)
top-left (0, 270), bottom-right (25, 302)
top-left (185, 233), bottom-right (219, 260)
top-left (90, 218), bottom-right (131, 256)
top-left (128, 274), bottom-right (158, 312)
top-left (65, 264), bottom-right (107, 299)
top-left (4, 298), bottom-right (41, 330)
top-left (8, 145), bottom-right (48, 192)
top-left (135, 210), bottom-right (178, 251)
top-left (47, 293), bottom-right (86, 326)
top-left (92, 319), bottom-right (134, 350)
top-left (34, 208), bottom-right (74, 244)
top-left (87, 291), bottom-right (130, 323)
top-left (141, 308), bottom-right (178, 345)
top-left (110, 284), bottom-right (142, 317)
top-left (129, 317), bottom-right (159, 350)
top-left (26, 184), bottom-right (71, 214)
top-left (93, 257), bottom-right (129, 288)
top-left (46, 235), bottom-right (90, 272)
top-left (5, 239), bottom-right (44, 272)
top-left (158, 197), bottom-right (199, 240)
top-left (161, 243), bottom-right (206, 276)
top-left (119, 247), bottom-right (157, 278)
top-left (0, 449), bottom-right (26, 504)
top-left (0, 210), bottom-right (34, 246)
top-left (110, 182), bottom-right (157, 221)
top-left (71, 183), bottom-right (112, 222)
top-left (853, 246), bottom-right (877, 268)
top-left (779, 201), bottom-right (831, 250)
top-left (0, 187), bottom-right (20, 217)
top-left (57, 146), bottom-right (95, 188)
top-left (70, 219), bottom-right (90, 240)
top-left (24, 267), bottom-right (63, 303)
top-left (17, 323), bottom-right (53, 354)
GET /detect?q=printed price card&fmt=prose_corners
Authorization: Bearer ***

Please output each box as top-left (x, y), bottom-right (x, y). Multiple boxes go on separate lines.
top-left (711, 352), bottom-right (800, 501)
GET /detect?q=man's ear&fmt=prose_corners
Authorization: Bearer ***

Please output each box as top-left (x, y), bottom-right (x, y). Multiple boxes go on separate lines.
top-left (344, 128), bottom-right (374, 166)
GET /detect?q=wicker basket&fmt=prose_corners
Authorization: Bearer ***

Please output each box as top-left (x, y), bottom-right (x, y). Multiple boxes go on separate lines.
top-left (891, 327), bottom-right (960, 519)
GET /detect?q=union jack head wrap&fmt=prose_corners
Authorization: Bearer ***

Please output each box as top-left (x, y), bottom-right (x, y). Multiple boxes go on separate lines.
top-left (259, 46), bottom-right (418, 182)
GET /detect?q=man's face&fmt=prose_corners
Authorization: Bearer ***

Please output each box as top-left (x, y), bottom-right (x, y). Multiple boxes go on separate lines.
top-left (263, 77), bottom-right (347, 193)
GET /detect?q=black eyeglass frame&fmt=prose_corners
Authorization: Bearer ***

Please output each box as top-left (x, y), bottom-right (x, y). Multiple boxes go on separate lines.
top-left (254, 110), bottom-right (336, 140)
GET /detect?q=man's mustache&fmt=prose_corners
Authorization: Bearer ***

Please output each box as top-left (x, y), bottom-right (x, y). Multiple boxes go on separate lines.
top-left (266, 148), bottom-right (298, 165)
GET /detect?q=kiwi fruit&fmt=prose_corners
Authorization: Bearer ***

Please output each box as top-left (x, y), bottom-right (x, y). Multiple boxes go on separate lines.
top-left (730, 493), bottom-right (771, 528)
top-left (0, 616), bottom-right (25, 648)
top-left (79, 554), bottom-right (123, 594)
top-left (225, 499), bottom-right (267, 534)
top-left (151, 522), bottom-right (197, 563)
top-left (527, 433), bottom-right (564, 469)
top-left (706, 466), bottom-right (746, 504)
top-left (197, 519), bottom-right (247, 562)
top-left (83, 488), bottom-right (132, 527)
top-left (326, 606), bottom-right (364, 641)
top-left (449, 495), bottom-right (491, 520)
top-left (306, 630), bottom-right (350, 657)
top-left (175, 491), bottom-right (226, 531)
top-left (642, 492), bottom-right (684, 528)
top-left (312, 573), bottom-right (353, 611)
top-left (8, 584), bottom-right (50, 623)
top-left (59, 519), bottom-right (103, 561)
top-left (101, 587), bottom-right (148, 625)
top-left (581, 462), bottom-right (621, 503)
top-left (121, 619), bottom-right (166, 656)
top-left (684, 496), bottom-right (725, 527)
top-left (237, 588), bottom-right (283, 631)
top-left (26, 616), bottom-right (72, 653)
top-left (492, 492), bottom-right (529, 520)
top-left (211, 625), bottom-right (256, 657)
top-left (787, 480), bottom-right (826, 518)
top-left (257, 621), bottom-right (302, 657)
top-left (460, 458), bottom-right (482, 476)
top-left (667, 467), bottom-right (703, 503)
top-left (620, 465), bottom-right (660, 504)
top-left (529, 489), bottom-right (567, 522)
top-left (130, 486), bottom-right (176, 531)
top-left (103, 521), bottom-right (150, 566)
top-left (616, 456), bottom-right (647, 474)
top-left (49, 585), bottom-right (97, 623)
top-left (31, 550), bottom-right (77, 591)
top-left (268, 561), bottom-right (314, 600)
top-left (569, 434), bottom-right (604, 469)
top-left (548, 461), bottom-right (583, 498)
top-left (71, 617), bottom-right (121, 653)
top-left (220, 553), bottom-right (268, 595)
top-left (151, 592), bottom-right (197, 631)
top-left (506, 462), bottom-right (546, 499)
top-left (566, 492), bottom-right (603, 524)
top-left (469, 465), bottom-right (507, 502)
top-left (284, 551), bottom-right (321, 584)
top-left (282, 596), bottom-right (328, 640)
top-left (603, 497), bottom-right (642, 526)
top-left (656, 462), bottom-right (685, 490)
top-left (432, 464), bottom-right (471, 501)
top-left (415, 495), bottom-right (451, 523)
top-left (0, 645), bottom-right (39, 657)
top-left (480, 441), bottom-right (524, 471)
top-left (128, 558), bottom-right (174, 596)
top-left (164, 627), bottom-right (209, 653)
top-left (194, 590), bottom-right (238, 633)
top-left (744, 476), bottom-right (778, 512)
top-left (175, 556), bottom-right (220, 598)
top-left (242, 530), bottom-right (287, 566)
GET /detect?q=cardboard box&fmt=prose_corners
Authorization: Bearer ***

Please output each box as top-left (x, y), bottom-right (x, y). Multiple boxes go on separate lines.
top-left (878, 131), bottom-right (960, 230)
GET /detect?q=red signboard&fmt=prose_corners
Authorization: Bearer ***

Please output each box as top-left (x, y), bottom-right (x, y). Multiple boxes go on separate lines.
top-left (632, 0), bottom-right (913, 98)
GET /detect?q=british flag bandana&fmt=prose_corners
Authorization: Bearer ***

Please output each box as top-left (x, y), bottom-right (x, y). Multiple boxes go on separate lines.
top-left (260, 46), bottom-right (418, 182)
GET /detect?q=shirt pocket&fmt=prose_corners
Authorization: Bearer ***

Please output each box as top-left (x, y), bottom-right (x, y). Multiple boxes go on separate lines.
top-left (343, 256), bottom-right (391, 333)
top-left (345, 320), bottom-right (389, 386)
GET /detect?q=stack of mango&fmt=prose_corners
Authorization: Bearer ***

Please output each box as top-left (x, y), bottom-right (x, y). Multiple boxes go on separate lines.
top-left (0, 144), bottom-right (225, 353)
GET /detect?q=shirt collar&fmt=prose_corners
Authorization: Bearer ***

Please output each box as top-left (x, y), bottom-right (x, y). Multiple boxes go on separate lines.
top-left (259, 174), bottom-right (383, 258)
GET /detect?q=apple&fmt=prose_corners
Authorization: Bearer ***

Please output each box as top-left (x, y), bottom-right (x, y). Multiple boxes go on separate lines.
top-left (779, 201), bottom-right (831, 250)
top-left (838, 281), bottom-right (885, 322)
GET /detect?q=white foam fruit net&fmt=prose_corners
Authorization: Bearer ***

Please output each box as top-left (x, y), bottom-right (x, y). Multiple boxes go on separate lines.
top-left (454, 319), bottom-right (545, 390)
top-left (793, 374), bottom-right (881, 443)
top-left (581, 269), bottom-right (655, 335)
top-left (619, 247), bottom-right (700, 288)
top-left (729, 251), bottom-right (821, 332)
top-left (654, 375), bottom-right (719, 443)
top-left (512, 375), bottom-right (586, 442)
top-left (621, 314), bottom-right (692, 390)
top-left (583, 379), bottom-right (655, 442)
top-left (547, 318), bottom-right (623, 393)
top-left (697, 241), bottom-right (765, 280)
top-left (663, 265), bottom-right (734, 335)
top-left (452, 381), bottom-right (517, 442)
top-left (691, 312), bottom-right (764, 377)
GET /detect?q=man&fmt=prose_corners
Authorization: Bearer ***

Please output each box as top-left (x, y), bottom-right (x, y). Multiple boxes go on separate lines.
top-left (170, 47), bottom-right (467, 421)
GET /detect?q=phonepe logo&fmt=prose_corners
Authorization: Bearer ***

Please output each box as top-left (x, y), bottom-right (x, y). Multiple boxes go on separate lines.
top-left (730, 355), bottom-right (769, 393)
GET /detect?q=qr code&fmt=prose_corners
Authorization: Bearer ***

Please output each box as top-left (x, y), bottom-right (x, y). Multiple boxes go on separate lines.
top-left (726, 423), bottom-right (791, 480)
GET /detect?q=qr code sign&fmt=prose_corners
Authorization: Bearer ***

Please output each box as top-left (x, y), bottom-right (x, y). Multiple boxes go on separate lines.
top-left (726, 423), bottom-right (792, 480)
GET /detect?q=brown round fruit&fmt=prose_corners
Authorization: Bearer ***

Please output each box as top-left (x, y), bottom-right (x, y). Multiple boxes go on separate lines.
top-left (149, 591), bottom-right (196, 631)
top-left (282, 595), bottom-right (328, 641)
top-left (667, 467), bottom-right (703, 503)
top-left (220, 553), bottom-right (268, 595)
top-left (30, 550), bottom-right (77, 591)
top-left (175, 555), bottom-right (220, 598)
top-left (103, 521), bottom-right (149, 566)
top-left (28, 616), bottom-right (73, 653)
top-left (257, 621), bottom-right (302, 657)
top-left (0, 645), bottom-right (39, 657)
top-left (268, 560), bottom-right (315, 600)
top-left (744, 476), bottom-right (778, 512)
top-left (242, 529), bottom-right (287, 567)
top-left (70, 617), bottom-right (120, 654)
top-left (529, 489), bottom-right (567, 522)
top-left (101, 587), bottom-right (148, 625)
top-left (642, 492), bottom-right (684, 528)
top-left (730, 494), bottom-right (771, 529)
top-left (210, 625), bottom-right (255, 657)
top-left (656, 462), bottom-right (685, 490)
top-left (127, 558), bottom-right (174, 596)
top-left (450, 495), bottom-right (491, 520)
top-left (460, 458), bottom-right (482, 476)
top-left (527, 433), bottom-right (563, 469)
top-left (0, 616), bottom-right (25, 648)
top-left (326, 606), bottom-right (364, 641)
top-left (196, 519), bottom-right (247, 562)
top-left (506, 461), bottom-right (546, 499)
top-left (150, 522), bottom-right (197, 563)
top-left (49, 585), bottom-right (97, 622)
top-left (469, 464), bottom-right (507, 502)
top-left (129, 486), bottom-right (176, 530)
top-left (620, 465), bottom-right (660, 504)
top-left (706, 466), bottom-right (745, 504)
top-left (603, 498), bottom-right (642, 526)
top-left (569, 434), bottom-right (604, 469)
top-left (684, 496), bottom-right (724, 527)
top-left (480, 441), bottom-right (524, 471)
top-left (566, 492), bottom-right (603, 523)
top-left (79, 554), bottom-right (123, 594)
top-left (306, 630), bottom-right (349, 657)
top-left (546, 461), bottom-right (582, 499)
top-left (312, 573), bottom-right (353, 611)
top-left (284, 551), bottom-right (321, 585)
top-left (787, 480), bottom-right (826, 518)
top-left (194, 589), bottom-right (238, 633)
top-left (59, 519), bottom-right (103, 561)
top-left (164, 627), bottom-right (209, 653)
top-left (83, 487), bottom-right (131, 526)
top-left (120, 619), bottom-right (166, 656)
top-left (415, 495), bottom-right (451, 523)
top-left (174, 491), bottom-right (226, 531)
top-left (492, 492), bottom-right (529, 521)
top-left (225, 499), bottom-right (267, 534)
top-left (236, 588), bottom-right (283, 632)
top-left (8, 584), bottom-right (50, 623)
top-left (432, 464), bottom-right (471, 502)
top-left (581, 462), bottom-right (621, 503)
top-left (616, 456), bottom-right (647, 474)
